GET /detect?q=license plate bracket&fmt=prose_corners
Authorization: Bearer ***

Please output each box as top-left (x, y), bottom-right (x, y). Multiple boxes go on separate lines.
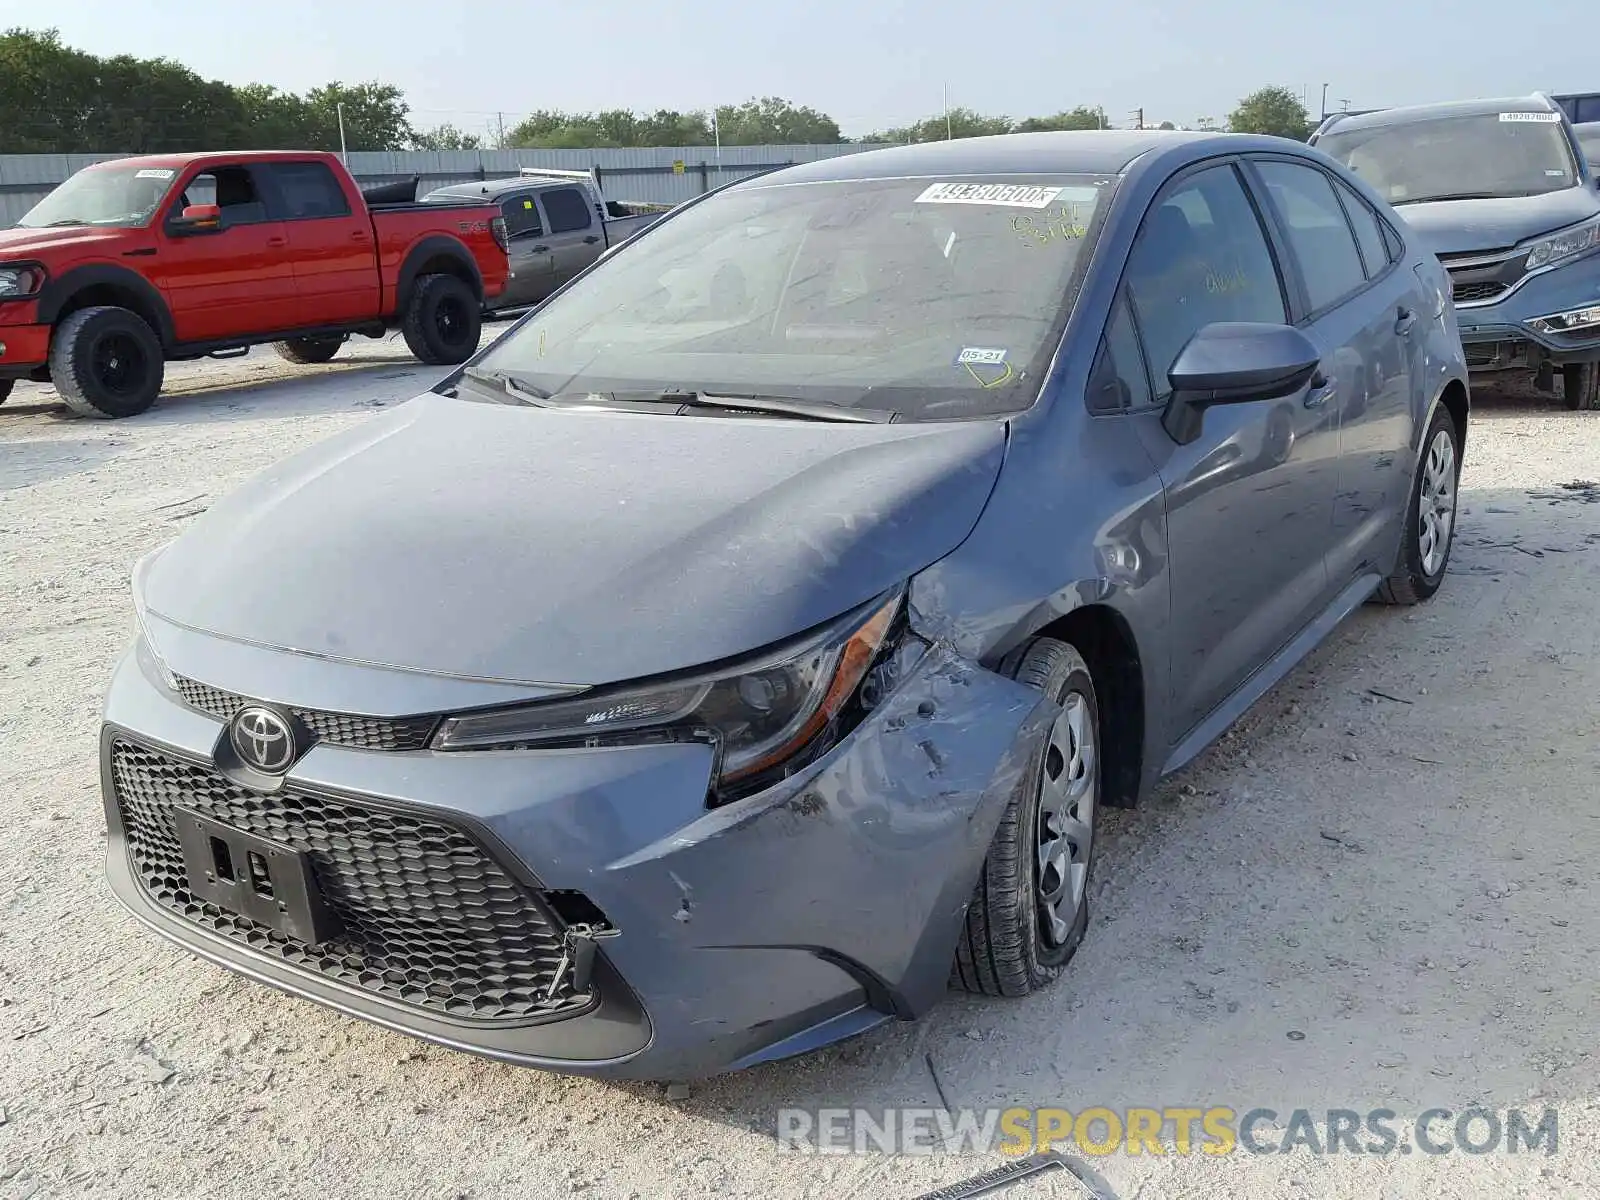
top-left (175, 809), bottom-right (342, 946)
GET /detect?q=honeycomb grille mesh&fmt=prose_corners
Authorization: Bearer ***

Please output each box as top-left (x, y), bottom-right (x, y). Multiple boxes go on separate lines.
top-left (171, 676), bottom-right (438, 751)
top-left (110, 739), bottom-right (587, 1023)
top-left (1451, 280), bottom-right (1508, 304)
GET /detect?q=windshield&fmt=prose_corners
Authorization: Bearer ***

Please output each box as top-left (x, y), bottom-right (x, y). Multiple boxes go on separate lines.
top-left (17, 164), bottom-right (180, 229)
top-left (1317, 113), bottom-right (1579, 205)
top-left (470, 173), bottom-right (1115, 421)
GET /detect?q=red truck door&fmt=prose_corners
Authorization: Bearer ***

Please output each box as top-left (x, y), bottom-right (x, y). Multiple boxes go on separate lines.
top-left (155, 163), bottom-right (300, 343)
top-left (262, 161), bottom-right (380, 327)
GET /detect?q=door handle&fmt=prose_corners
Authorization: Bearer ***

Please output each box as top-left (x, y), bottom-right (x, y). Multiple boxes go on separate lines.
top-left (349, 230), bottom-right (369, 241)
top-left (1395, 306), bottom-right (1417, 336)
top-left (266, 236), bottom-right (287, 248)
top-left (531, 244), bottom-right (550, 253)
top-left (1305, 371), bottom-right (1335, 408)
top-left (582, 235), bottom-right (600, 245)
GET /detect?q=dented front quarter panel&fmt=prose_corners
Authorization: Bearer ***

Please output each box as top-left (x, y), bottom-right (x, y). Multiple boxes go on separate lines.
top-left (468, 643), bottom-right (1053, 1076)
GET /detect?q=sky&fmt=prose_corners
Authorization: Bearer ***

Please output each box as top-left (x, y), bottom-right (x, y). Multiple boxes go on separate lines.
top-left (14, 0), bottom-right (1598, 138)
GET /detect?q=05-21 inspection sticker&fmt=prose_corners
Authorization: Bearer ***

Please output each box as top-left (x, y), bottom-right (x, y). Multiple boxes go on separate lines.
top-left (956, 347), bottom-right (1008, 365)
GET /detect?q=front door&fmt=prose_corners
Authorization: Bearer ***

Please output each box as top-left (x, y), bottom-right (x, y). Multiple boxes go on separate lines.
top-left (537, 186), bottom-right (603, 291)
top-left (156, 164), bottom-right (299, 343)
top-left (498, 190), bottom-right (554, 308)
top-left (1121, 162), bottom-right (1341, 738)
top-left (1249, 157), bottom-right (1421, 588)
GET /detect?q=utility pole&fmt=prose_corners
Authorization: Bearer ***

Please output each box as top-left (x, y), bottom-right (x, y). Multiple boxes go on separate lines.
top-left (496, 111), bottom-right (506, 149)
top-left (1320, 83), bottom-right (1329, 121)
top-left (1129, 107), bottom-right (1144, 130)
top-left (943, 83), bottom-right (952, 140)
top-left (336, 102), bottom-right (348, 162)
top-left (1339, 98), bottom-right (1351, 113)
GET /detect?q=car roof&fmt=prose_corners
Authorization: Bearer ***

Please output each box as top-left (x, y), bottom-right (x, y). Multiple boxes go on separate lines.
top-left (741, 130), bottom-right (1236, 186)
top-left (87, 150), bottom-right (341, 170)
top-left (1318, 95), bottom-right (1562, 136)
top-left (429, 177), bottom-right (571, 200)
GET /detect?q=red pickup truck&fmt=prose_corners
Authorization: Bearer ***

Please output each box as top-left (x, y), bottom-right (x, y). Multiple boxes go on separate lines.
top-left (0, 150), bottom-right (510, 417)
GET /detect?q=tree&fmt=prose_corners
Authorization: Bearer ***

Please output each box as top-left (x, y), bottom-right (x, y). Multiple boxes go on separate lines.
top-left (412, 123), bottom-right (483, 151)
top-left (1228, 86), bottom-right (1311, 141)
top-left (302, 82), bottom-right (413, 151)
top-left (1158, 120), bottom-right (1177, 131)
top-left (1014, 106), bottom-right (1109, 133)
top-left (713, 97), bottom-right (842, 145)
top-left (506, 107), bottom-right (712, 148)
top-left (862, 107), bottom-right (1013, 144)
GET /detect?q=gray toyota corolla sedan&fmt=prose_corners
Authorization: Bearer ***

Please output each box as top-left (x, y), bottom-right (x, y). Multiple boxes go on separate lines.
top-left (102, 131), bottom-right (1468, 1080)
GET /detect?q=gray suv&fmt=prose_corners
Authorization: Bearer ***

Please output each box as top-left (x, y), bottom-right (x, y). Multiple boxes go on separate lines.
top-left (102, 132), bottom-right (1467, 1079)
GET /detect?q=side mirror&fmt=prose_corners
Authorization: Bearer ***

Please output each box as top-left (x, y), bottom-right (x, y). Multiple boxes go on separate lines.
top-left (1161, 322), bottom-right (1321, 445)
top-left (169, 204), bottom-right (222, 235)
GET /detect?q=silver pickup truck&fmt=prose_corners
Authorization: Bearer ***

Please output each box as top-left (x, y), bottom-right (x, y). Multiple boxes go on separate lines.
top-left (423, 169), bottom-right (670, 311)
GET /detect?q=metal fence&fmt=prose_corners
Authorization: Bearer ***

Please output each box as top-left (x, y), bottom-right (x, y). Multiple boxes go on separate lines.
top-left (0, 143), bottom-right (887, 224)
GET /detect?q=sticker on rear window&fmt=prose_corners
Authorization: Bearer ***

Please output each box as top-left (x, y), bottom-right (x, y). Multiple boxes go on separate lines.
top-left (1499, 111), bottom-right (1561, 123)
top-left (916, 183), bottom-right (1064, 208)
top-left (1546, 169), bottom-right (1568, 176)
top-left (134, 168), bottom-right (175, 179)
top-left (956, 347), bottom-right (1008, 365)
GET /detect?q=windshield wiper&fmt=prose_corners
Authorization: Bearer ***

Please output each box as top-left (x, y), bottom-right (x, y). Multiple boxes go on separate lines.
top-left (459, 366), bottom-right (552, 405)
top-left (40, 218), bottom-right (89, 227)
top-left (1391, 192), bottom-right (1506, 206)
top-left (645, 389), bottom-right (897, 423)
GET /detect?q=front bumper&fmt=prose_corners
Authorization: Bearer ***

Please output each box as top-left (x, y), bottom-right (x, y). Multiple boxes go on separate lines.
top-left (0, 317), bottom-right (52, 378)
top-left (1453, 250), bottom-right (1600, 371)
top-left (100, 629), bottom-right (1047, 1079)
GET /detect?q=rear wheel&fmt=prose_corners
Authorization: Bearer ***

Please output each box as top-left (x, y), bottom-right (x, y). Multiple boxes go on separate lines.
top-left (49, 306), bottom-right (164, 419)
top-left (1377, 405), bottom-right (1460, 605)
top-left (274, 336), bottom-right (345, 365)
top-left (401, 274), bottom-right (481, 365)
top-left (954, 638), bottom-right (1099, 998)
top-left (1562, 362), bottom-right (1600, 411)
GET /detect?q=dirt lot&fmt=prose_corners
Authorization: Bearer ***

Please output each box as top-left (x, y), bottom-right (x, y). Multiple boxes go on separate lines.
top-left (2, 339), bottom-right (1598, 1199)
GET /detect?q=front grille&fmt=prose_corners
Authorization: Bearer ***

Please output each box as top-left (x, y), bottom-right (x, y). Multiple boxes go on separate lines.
top-left (1452, 280), bottom-right (1508, 304)
top-left (171, 676), bottom-right (438, 751)
top-left (110, 739), bottom-right (587, 1023)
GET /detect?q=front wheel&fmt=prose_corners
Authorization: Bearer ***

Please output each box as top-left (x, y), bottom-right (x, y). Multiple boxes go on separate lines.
top-left (274, 336), bottom-right (345, 365)
top-left (1562, 362), bottom-right (1600, 411)
top-left (401, 274), bottom-right (481, 365)
top-left (49, 306), bottom-right (164, 419)
top-left (1377, 405), bottom-right (1460, 605)
top-left (954, 638), bottom-right (1100, 998)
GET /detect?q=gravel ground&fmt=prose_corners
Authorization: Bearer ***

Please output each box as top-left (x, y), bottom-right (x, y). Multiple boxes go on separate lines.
top-left (2, 346), bottom-right (1598, 1199)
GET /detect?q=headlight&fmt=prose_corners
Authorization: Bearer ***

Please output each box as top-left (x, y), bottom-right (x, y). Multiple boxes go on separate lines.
top-left (434, 590), bottom-right (917, 791)
top-left (1524, 217), bottom-right (1600, 271)
top-left (0, 265), bottom-right (45, 299)
top-left (131, 542), bottom-right (177, 686)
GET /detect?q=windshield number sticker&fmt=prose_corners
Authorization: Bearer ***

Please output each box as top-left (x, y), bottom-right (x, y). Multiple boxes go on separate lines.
top-left (134, 168), bottom-right (176, 179)
top-left (916, 183), bottom-right (1064, 208)
top-left (1499, 112), bottom-right (1562, 123)
top-left (956, 347), bottom-right (1008, 365)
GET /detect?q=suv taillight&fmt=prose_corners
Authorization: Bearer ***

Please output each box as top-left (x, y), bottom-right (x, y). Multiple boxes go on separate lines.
top-left (490, 216), bottom-right (509, 253)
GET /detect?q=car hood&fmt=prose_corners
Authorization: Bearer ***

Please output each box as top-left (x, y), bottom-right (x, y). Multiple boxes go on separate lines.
top-left (0, 224), bottom-right (140, 257)
top-left (1394, 187), bottom-right (1600, 255)
top-left (143, 393), bottom-right (1006, 688)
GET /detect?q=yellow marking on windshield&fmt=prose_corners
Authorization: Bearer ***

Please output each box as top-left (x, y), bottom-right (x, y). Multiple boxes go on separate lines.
top-left (964, 361), bottom-right (1016, 389)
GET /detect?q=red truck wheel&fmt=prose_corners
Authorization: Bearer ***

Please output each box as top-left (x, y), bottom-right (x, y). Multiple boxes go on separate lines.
top-left (402, 274), bottom-right (481, 365)
top-left (274, 336), bottom-right (346, 365)
top-left (50, 307), bottom-right (164, 419)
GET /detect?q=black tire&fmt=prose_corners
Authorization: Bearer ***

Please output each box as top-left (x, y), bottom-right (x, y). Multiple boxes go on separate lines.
top-left (401, 273), bottom-right (481, 365)
top-left (274, 336), bottom-right (345, 365)
top-left (954, 638), bottom-right (1100, 998)
top-left (49, 306), bottom-right (163, 419)
top-left (1562, 362), bottom-right (1600, 411)
top-left (1376, 405), bottom-right (1460, 605)
top-left (0, 379), bottom-right (12, 407)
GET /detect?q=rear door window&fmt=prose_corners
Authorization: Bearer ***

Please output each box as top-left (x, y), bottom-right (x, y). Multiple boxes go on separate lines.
top-left (501, 193), bottom-right (544, 237)
top-left (1330, 177), bottom-right (1391, 278)
top-left (540, 188), bottom-right (593, 234)
top-left (268, 162), bottom-right (352, 219)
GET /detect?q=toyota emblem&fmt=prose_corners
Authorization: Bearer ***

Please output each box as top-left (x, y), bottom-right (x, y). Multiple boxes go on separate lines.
top-left (230, 707), bottom-right (297, 773)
